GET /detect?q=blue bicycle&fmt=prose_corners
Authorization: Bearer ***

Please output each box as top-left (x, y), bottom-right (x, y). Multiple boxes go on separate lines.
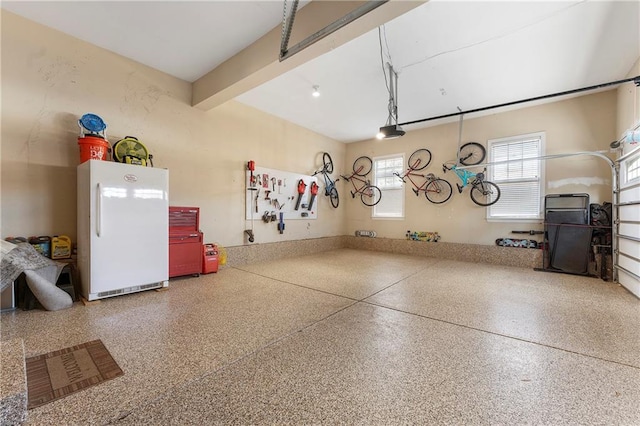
top-left (442, 143), bottom-right (501, 207)
top-left (312, 152), bottom-right (339, 208)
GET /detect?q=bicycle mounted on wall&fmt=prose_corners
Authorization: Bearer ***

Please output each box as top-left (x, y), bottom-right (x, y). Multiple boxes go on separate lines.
top-left (312, 152), bottom-right (339, 208)
top-left (441, 112), bottom-right (501, 207)
top-left (340, 156), bottom-right (382, 207)
top-left (394, 149), bottom-right (453, 204)
top-left (442, 142), bottom-right (501, 207)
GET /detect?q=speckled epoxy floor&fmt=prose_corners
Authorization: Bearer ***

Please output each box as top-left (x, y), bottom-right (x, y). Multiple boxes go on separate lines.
top-left (1, 248), bottom-right (638, 425)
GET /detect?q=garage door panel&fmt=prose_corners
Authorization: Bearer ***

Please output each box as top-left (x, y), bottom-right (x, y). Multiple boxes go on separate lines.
top-left (618, 269), bottom-right (640, 298)
top-left (619, 223), bottom-right (640, 237)
top-left (619, 253), bottom-right (640, 276)
top-left (618, 238), bottom-right (640, 256)
top-left (619, 204), bottom-right (640, 221)
top-left (619, 185), bottom-right (640, 203)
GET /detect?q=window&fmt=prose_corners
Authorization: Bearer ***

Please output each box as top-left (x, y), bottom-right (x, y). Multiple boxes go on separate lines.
top-left (487, 132), bottom-right (544, 221)
top-left (625, 153), bottom-right (640, 183)
top-left (373, 154), bottom-right (404, 218)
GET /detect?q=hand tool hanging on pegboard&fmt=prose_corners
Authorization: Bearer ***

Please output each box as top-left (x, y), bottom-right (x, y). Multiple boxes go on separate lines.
top-left (308, 181), bottom-right (318, 211)
top-left (294, 179), bottom-right (307, 210)
top-left (255, 189), bottom-right (260, 213)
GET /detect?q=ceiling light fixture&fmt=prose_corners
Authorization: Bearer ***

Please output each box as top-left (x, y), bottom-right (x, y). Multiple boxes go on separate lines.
top-left (312, 85), bottom-right (320, 97)
top-left (376, 63), bottom-right (405, 140)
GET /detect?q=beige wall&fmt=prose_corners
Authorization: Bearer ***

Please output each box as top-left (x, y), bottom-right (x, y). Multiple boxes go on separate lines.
top-left (0, 11), bottom-right (346, 247)
top-left (0, 11), bottom-right (623, 251)
top-left (617, 56), bottom-right (640, 155)
top-left (345, 91), bottom-right (618, 245)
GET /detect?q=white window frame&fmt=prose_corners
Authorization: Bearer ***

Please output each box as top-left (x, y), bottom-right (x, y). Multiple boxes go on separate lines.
top-left (623, 151), bottom-right (640, 184)
top-left (372, 153), bottom-right (405, 219)
top-left (486, 132), bottom-right (545, 222)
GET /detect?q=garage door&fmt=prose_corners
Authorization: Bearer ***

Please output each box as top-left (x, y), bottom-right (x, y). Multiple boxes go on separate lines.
top-left (615, 145), bottom-right (640, 298)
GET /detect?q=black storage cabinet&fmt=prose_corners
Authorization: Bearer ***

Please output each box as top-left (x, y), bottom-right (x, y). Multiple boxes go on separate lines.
top-left (544, 194), bottom-right (591, 274)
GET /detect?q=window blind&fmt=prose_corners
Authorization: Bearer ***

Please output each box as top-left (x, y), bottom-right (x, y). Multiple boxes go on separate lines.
top-left (488, 134), bottom-right (543, 220)
top-left (373, 155), bottom-right (404, 218)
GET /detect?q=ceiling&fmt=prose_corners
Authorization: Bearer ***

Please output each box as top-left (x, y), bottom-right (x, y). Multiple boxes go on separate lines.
top-left (3, 1), bottom-right (639, 143)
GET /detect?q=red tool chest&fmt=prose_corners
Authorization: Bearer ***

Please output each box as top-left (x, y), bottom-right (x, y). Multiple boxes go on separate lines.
top-left (169, 206), bottom-right (203, 278)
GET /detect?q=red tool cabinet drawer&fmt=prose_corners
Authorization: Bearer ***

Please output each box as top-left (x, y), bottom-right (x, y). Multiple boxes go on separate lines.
top-left (169, 206), bottom-right (200, 232)
top-left (169, 232), bottom-right (203, 278)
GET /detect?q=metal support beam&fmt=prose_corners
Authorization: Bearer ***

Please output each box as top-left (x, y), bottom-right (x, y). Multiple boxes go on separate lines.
top-left (280, 1), bottom-right (388, 61)
top-left (280, 0), bottom-right (300, 59)
top-left (400, 76), bottom-right (640, 127)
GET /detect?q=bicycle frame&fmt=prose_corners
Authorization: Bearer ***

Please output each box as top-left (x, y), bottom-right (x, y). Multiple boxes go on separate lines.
top-left (340, 171), bottom-right (382, 207)
top-left (444, 163), bottom-right (477, 189)
top-left (395, 168), bottom-right (435, 196)
top-left (318, 169), bottom-right (336, 195)
top-left (341, 171), bottom-right (369, 196)
top-left (442, 148), bottom-right (500, 207)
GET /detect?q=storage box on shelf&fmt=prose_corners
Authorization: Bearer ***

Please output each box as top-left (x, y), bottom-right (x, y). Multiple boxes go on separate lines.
top-left (169, 206), bottom-right (203, 278)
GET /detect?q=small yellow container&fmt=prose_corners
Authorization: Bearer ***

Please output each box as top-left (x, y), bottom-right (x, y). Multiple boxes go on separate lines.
top-left (216, 244), bottom-right (227, 266)
top-left (51, 235), bottom-right (72, 259)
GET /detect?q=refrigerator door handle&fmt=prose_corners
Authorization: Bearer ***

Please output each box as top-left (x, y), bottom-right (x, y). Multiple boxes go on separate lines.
top-left (96, 182), bottom-right (102, 237)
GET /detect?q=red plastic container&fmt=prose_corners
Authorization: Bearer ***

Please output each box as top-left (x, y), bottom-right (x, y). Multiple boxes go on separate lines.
top-left (78, 136), bottom-right (109, 163)
top-left (202, 244), bottom-right (219, 274)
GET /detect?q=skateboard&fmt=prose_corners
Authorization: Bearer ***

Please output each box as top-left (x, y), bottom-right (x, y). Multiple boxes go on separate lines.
top-left (495, 238), bottom-right (538, 248)
top-left (407, 231), bottom-right (440, 242)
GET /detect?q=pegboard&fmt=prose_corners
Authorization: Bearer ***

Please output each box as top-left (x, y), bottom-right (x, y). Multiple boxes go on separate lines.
top-left (245, 167), bottom-right (318, 220)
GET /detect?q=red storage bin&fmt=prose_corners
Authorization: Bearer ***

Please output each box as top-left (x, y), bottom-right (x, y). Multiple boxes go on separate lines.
top-left (202, 244), bottom-right (219, 274)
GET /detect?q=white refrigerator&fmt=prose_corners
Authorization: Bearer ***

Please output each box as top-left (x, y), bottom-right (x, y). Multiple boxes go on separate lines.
top-left (77, 160), bottom-right (169, 301)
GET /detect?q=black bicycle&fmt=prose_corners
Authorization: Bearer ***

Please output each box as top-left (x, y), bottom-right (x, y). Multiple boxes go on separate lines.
top-left (312, 152), bottom-right (339, 208)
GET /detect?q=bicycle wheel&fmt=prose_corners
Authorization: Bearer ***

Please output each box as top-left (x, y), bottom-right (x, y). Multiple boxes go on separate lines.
top-left (408, 149), bottom-right (432, 170)
top-left (360, 185), bottom-right (382, 206)
top-left (323, 152), bottom-right (334, 174)
top-left (425, 178), bottom-right (453, 204)
top-left (459, 142), bottom-right (485, 166)
top-left (353, 156), bottom-right (372, 176)
top-left (329, 186), bottom-right (339, 208)
top-left (470, 181), bottom-right (501, 206)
